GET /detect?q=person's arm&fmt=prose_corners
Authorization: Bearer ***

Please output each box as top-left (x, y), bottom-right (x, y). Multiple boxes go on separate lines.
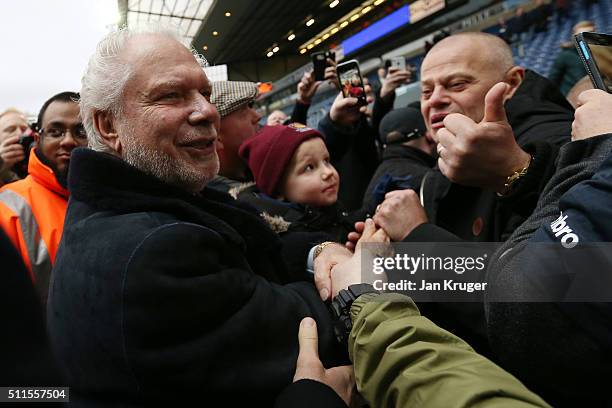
top-left (122, 223), bottom-right (346, 398)
top-left (349, 293), bottom-right (551, 408)
top-left (290, 101), bottom-right (310, 126)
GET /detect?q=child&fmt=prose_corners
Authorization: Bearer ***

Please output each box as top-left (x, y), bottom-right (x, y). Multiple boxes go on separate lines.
top-left (238, 124), bottom-right (366, 241)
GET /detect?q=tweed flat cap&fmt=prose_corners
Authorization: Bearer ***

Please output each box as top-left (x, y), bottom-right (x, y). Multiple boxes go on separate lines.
top-left (211, 81), bottom-right (259, 118)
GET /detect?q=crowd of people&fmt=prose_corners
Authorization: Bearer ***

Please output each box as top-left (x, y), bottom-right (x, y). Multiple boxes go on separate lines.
top-left (1, 4), bottom-right (611, 407)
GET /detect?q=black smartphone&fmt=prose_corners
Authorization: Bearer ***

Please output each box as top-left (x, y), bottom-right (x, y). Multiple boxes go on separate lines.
top-left (336, 59), bottom-right (367, 106)
top-left (312, 51), bottom-right (335, 81)
top-left (575, 32), bottom-right (612, 93)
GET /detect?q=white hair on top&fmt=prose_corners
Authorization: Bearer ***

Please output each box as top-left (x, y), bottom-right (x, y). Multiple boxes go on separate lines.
top-left (79, 24), bottom-right (208, 153)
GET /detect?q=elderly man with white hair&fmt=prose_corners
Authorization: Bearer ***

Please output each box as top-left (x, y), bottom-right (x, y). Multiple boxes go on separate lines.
top-left (47, 26), bottom-right (354, 405)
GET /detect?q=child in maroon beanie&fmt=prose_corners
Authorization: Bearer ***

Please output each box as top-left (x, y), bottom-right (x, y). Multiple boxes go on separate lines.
top-left (238, 124), bottom-right (367, 241)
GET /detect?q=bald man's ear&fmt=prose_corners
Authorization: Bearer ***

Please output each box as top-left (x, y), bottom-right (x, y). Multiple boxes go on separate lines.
top-left (503, 66), bottom-right (525, 101)
top-left (93, 110), bottom-right (122, 154)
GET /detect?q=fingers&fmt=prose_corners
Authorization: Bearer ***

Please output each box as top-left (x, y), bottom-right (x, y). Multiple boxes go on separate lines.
top-left (313, 260), bottom-right (332, 301)
top-left (576, 88), bottom-right (606, 107)
top-left (442, 113), bottom-right (476, 137)
top-left (347, 231), bottom-right (362, 243)
top-left (1, 135), bottom-right (20, 147)
top-left (354, 221), bottom-right (365, 233)
top-left (482, 82), bottom-right (509, 123)
top-left (345, 241), bottom-right (355, 251)
top-left (294, 317), bottom-right (322, 381)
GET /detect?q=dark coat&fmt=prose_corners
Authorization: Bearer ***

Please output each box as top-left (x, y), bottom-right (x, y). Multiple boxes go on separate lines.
top-left (47, 149), bottom-right (344, 406)
top-left (236, 185), bottom-right (368, 243)
top-left (406, 70), bottom-right (574, 360)
top-left (485, 133), bottom-right (612, 406)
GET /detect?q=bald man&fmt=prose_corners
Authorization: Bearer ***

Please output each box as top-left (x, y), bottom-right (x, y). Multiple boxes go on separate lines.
top-left (0, 109), bottom-right (29, 185)
top-left (363, 30), bottom-right (574, 378)
top-left (371, 32), bottom-right (573, 244)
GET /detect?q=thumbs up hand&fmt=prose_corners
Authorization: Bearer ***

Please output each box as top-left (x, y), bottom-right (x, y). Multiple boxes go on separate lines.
top-left (435, 82), bottom-right (532, 193)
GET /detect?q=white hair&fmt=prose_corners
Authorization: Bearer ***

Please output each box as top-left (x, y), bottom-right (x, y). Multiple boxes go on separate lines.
top-left (79, 24), bottom-right (207, 153)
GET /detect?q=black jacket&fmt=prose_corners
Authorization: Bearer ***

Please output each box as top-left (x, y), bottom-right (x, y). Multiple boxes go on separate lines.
top-left (47, 149), bottom-right (344, 406)
top-left (236, 185), bottom-right (368, 244)
top-left (485, 133), bottom-right (612, 406)
top-left (406, 71), bottom-right (574, 360)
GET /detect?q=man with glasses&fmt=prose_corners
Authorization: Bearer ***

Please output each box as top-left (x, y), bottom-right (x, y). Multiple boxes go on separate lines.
top-left (0, 91), bottom-right (87, 304)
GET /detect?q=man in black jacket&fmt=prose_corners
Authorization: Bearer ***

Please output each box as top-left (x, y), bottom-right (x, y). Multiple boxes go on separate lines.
top-left (375, 32), bottom-right (573, 244)
top-left (47, 27), bottom-right (351, 405)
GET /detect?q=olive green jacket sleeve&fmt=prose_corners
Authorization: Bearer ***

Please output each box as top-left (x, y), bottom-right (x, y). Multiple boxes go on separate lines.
top-left (348, 293), bottom-right (551, 408)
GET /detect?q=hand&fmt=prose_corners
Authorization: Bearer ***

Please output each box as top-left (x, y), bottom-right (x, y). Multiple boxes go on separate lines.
top-left (436, 82), bottom-right (531, 192)
top-left (293, 317), bottom-right (355, 406)
top-left (380, 67), bottom-right (411, 99)
top-left (0, 136), bottom-right (25, 172)
top-left (373, 189), bottom-right (428, 241)
top-left (297, 70), bottom-right (321, 105)
top-left (314, 242), bottom-right (352, 301)
top-left (331, 219), bottom-right (389, 298)
top-left (345, 221), bottom-right (365, 251)
top-left (329, 84), bottom-right (374, 127)
top-left (324, 58), bottom-right (339, 90)
top-left (572, 89), bottom-right (612, 141)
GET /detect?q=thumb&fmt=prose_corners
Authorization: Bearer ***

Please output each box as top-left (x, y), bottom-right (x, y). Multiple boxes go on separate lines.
top-left (356, 218), bottom-right (376, 250)
top-left (294, 318), bottom-right (322, 380)
top-left (297, 317), bottom-right (319, 363)
top-left (482, 82), bottom-right (509, 123)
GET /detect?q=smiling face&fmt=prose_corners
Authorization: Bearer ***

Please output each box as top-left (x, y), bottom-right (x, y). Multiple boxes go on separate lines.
top-left (420, 35), bottom-right (515, 140)
top-left (38, 101), bottom-right (87, 176)
top-left (280, 137), bottom-right (339, 208)
top-left (116, 34), bottom-right (220, 192)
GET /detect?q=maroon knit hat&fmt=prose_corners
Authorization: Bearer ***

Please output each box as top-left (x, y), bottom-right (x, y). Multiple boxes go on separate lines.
top-left (239, 124), bottom-right (324, 196)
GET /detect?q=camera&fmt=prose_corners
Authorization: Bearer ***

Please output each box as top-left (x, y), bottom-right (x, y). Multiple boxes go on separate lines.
top-left (12, 128), bottom-right (36, 178)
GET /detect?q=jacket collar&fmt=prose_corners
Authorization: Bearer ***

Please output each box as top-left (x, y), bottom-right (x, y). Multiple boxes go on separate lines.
top-left (28, 148), bottom-right (69, 199)
top-left (67, 148), bottom-right (281, 253)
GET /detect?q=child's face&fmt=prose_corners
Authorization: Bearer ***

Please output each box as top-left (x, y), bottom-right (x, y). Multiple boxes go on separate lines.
top-left (280, 137), bottom-right (340, 207)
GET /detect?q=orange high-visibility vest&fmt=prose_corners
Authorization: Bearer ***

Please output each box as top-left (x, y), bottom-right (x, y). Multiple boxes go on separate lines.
top-left (0, 149), bottom-right (69, 293)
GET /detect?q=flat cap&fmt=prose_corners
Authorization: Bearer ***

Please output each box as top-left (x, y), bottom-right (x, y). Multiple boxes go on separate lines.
top-left (211, 81), bottom-right (258, 118)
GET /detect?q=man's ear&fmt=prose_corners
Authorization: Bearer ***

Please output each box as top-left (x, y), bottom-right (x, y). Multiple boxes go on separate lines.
top-left (93, 110), bottom-right (122, 153)
top-left (503, 66), bottom-right (525, 101)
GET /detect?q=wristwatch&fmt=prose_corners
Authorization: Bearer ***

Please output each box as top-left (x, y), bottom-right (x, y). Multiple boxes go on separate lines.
top-left (330, 283), bottom-right (380, 347)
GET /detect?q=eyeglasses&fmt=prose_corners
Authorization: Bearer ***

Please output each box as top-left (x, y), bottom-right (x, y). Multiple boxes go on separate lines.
top-left (40, 125), bottom-right (87, 140)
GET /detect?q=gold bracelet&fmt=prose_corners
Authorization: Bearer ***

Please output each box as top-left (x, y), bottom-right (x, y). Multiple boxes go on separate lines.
top-left (313, 241), bottom-right (340, 260)
top-left (499, 154), bottom-right (533, 196)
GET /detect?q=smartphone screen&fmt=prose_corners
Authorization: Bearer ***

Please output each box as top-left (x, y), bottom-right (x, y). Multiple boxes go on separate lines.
top-left (337, 60), bottom-right (367, 106)
top-left (575, 32), bottom-right (612, 93)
